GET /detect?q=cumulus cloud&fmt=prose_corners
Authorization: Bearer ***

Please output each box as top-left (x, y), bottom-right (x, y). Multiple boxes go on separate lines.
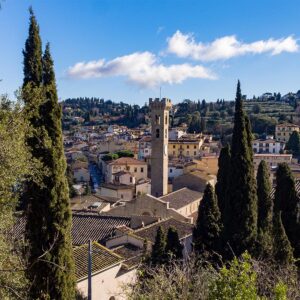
top-left (67, 51), bottom-right (215, 88)
top-left (167, 31), bottom-right (299, 61)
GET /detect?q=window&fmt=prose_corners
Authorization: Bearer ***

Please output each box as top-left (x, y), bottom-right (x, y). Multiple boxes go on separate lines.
top-left (156, 129), bottom-right (160, 138)
top-left (165, 114), bottom-right (168, 125)
top-left (194, 151), bottom-right (197, 155)
top-left (130, 177), bottom-right (133, 183)
top-left (121, 194), bottom-right (124, 199)
top-left (194, 145), bottom-right (196, 149)
top-left (173, 145), bottom-right (175, 149)
top-left (170, 169), bottom-right (173, 173)
top-left (141, 167), bottom-right (144, 173)
top-left (187, 145), bottom-right (189, 149)
top-left (173, 151), bottom-right (175, 155)
top-left (155, 115), bottom-right (160, 125)
top-left (165, 129), bottom-right (167, 138)
top-left (134, 167), bottom-right (137, 172)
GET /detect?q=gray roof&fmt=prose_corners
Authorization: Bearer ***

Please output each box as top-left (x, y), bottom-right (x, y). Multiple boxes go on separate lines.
top-left (160, 187), bottom-right (202, 210)
top-left (12, 213), bottom-right (131, 246)
top-left (134, 218), bottom-right (193, 243)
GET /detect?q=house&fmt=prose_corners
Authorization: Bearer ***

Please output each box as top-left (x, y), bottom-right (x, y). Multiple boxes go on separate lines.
top-left (252, 139), bottom-right (285, 154)
top-left (105, 157), bottom-right (148, 183)
top-left (100, 183), bottom-right (135, 201)
top-left (253, 153), bottom-right (293, 169)
top-left (73, 167), bottom-right (90, 183)
top-left (169, 136), bottom-right (204, 158)
top-left (103, 187), bottom-right (202, 223)
top-left (138, 135), bottom-right (152, 160)
top-left (74, 242), bottom-right (136, 300)
top-left (275, 123), bottom-right (300, 142)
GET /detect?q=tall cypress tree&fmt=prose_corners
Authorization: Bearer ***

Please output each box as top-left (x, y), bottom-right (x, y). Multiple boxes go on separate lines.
top-left (215, 145), bottom-right (231, 223)
top-left (256, 160), bottom-right (273, 257)
top-left (286, 131), bottom-right (300, 157)
top-left (23, 10), bottom-right (75, 299)
top-left (225, 80), bottom-right (257, 257)
top-left (274, 163), bottom-right (300, 259)
top-left (193, 183), bottom-right (222, 257)
top-left (273, 212), bottom-right (293, 265)
top-left (151, 226), bottom-right (166, 266)
top-left (165, 227), bottom-right (183, 260)
top-left (23, 7), bottom-right (43, 87)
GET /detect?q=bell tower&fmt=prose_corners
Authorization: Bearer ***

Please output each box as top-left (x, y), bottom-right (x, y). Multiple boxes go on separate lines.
top-left (149, 98), bottom-right (172, 197)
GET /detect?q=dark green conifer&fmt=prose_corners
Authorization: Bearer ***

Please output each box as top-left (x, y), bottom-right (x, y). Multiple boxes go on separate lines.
top-left (215, 145), bottom-right (231, 222)
top-left (256, 160), bottom-right (273, 257)
top-left (286, 130), bottom-right (300, 157)
top-left (274, 163), bottom-right (300, 259)
top-left (273, 212), bottom-right (293, 265)
top-left (193, 183), bottom-right (222, 256)
top-left (151, 226), bottom-right (166, 266)
top-left (23, 11), bottom-right (75, 299)
top-left (165, 227), bottom-right (183, 260)
top-left (23, 7), bottom-right (43, 87)
top-left (225, 80), bottom-right (257, 257)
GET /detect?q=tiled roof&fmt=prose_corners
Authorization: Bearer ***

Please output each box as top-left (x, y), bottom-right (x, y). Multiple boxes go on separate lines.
top-left (74, 242), bottom-right (123, 280)
top-left (134, 218), bottom-right (193, 243)
top-left (12, 213), bottom-right (131, 246)
top-left (112, 243), bottom-right (143, 268)
top-left (72, 213), bottom-right (131, 245)
top-left (160, 188), bottom-right (202, 210)
top-left (108, 157), bottom-right (146, 166)
top-left (101, 182), bottom-right (134, 190)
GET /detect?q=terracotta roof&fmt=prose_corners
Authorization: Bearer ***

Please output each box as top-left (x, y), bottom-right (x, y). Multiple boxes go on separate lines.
top-left (101, 183), bottom-right (134, 190)
top-left (160, 188), bottom-right (202, 210)
top-left (112, 243), bottom-right (143, 268)
top-left (108, 157), bottom-right (146, 166)
top-left (74, 242), bottom-right (123, 280)
top-left (134, 218), bottom-right (193, 243)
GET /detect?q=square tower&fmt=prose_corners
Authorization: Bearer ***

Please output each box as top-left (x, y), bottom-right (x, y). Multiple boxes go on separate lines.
top-left (149, 98), bottom-right (172, 197)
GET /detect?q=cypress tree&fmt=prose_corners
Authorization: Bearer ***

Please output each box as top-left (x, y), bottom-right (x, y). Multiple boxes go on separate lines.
top-left (23, 11), bottom-right (75, 299)
top-left (165, 226), bottom-right (183, 260)
top-left (151, 226), bottom-right (166, 266)
top-left (256, 160), bottom-right (273, 257)
top-left (274, 163), bottom-right (300, 259)
top-left (23, 7), bottom-right (43, 87)
top-left (286, 130), bottom-right (300, 157)
top-left (225, 80), bottom-right (257, 257)
top-left (215, 145), bottom-right (231, 223)
top-left (193, 183), bottom-right (222, 257)
top-left (273, 212), bottom-right (293, 265)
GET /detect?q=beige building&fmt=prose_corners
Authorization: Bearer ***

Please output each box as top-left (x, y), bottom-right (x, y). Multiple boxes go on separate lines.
top-left (275, 123), bottom-right (300, 142)
top-left (105, 157), bottom-right (148, 183)
top-left (253, 153), bottom-right (293, 169)
top-left (169, 136), bottom-right (203, 158)
top-left (150, 98), bottom-right (172, 197)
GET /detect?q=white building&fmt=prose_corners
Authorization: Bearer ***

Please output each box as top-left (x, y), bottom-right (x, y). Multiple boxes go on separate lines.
top-left (252, 139), bottom-right (285, 154)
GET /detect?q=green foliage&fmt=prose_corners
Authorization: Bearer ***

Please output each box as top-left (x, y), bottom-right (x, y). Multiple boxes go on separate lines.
top-left (116, 150), bottom-right (134, 158)
top-left (225, 81), bottom-right (258, 257)
top-left (274, 282), bottom-right (288, 300)
top-left (23, 11), bottom-right (75, 299)
top-left (252, 103), bottom-right (261, 114)
top-left (23, 7), bottom-right (43, 87)
top-left (151, 226), bottom-right (166, 266)
top-left (208, 252), bottom-right (258, 300)
top-left (165, 227), bottom-right (183, 260)
top-left (273, 212), bottom-right (294, 265)
top-left (215, 145), bottom-right (231, 224)
top-left (193, 183), bottom-right (222, 260)
top-left (0, 96), bottom-right (32, 299)
top-left (256, 160), bottom-right (273, 258)
top-left (274, 163), bottom-right (300, 259)
top-left (102, 153), bottom-right (119, 161)
top-left (285, 130), bottom-right (300, 157)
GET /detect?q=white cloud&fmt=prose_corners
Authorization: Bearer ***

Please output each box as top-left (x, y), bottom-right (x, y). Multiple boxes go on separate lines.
top-left (67, 51), bottom-right (215, 88)
top-left (167, 31), bottom-right (299, 61)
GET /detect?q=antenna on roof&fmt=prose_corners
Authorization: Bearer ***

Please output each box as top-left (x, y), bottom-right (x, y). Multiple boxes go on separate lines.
top-left (160, 86), bottom-right (162, 100)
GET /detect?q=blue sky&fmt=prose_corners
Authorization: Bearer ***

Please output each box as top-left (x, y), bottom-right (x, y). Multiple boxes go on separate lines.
top-left (1, 0), bottom-right (300, 105)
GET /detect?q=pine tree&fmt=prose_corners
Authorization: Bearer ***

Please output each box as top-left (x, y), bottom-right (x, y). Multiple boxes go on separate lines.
top-left (256, 160), bottom-right (273, 257)
top-left (193, 183), bottom-right (222, 257)
top-left (23, 11), bottom-right (75, 299)
top-left (165, 227), bottom-right (183, 260)
top-left (215, 145), bottom-right (231, 223)
top-left (151, 226), bottom-right (166, 266)
top-left (23, 7), bottom-right (43, 87)
top-left (286, 131), bottom-right (300, 157)
top-left (273, 212), bottom-right (293, 265)
top-left (274, 163), bottom-right (300, 259)
top-left (225, 80), bottom-right (257, 257)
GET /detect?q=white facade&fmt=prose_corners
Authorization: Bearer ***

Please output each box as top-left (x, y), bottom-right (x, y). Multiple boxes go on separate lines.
top-left (168, 166), bottom-right (184, 179)
top-left (252, 139), bottom-right (284, 154)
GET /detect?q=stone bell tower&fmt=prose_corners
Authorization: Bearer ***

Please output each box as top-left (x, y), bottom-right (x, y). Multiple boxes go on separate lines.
top-left (149, 98), bottom-right (172, 197)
